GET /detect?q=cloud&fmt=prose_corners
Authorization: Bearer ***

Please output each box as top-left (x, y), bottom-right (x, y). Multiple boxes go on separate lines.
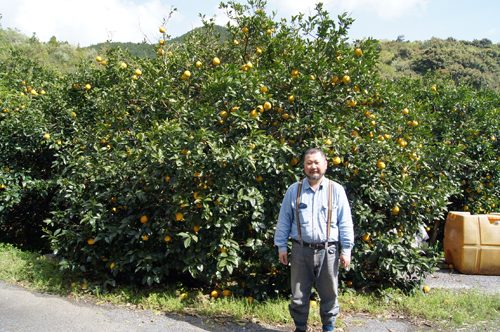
top-left (484, 28), bottom-right (497, 38)
top-left (4, 0), bottom-right (176, 46)
top-left (269, 0), bottom-right (429, 20)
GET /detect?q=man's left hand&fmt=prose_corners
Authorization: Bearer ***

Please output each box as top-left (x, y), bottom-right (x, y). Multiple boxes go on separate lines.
top-left (339, 254), bottom-right (350, 268)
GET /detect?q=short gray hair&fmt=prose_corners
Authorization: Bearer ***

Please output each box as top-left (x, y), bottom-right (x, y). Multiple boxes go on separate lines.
top-left (303, 148), bottom-right (327, 163)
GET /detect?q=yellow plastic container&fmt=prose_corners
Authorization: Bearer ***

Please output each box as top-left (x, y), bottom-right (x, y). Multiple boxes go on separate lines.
top-left (444, 212), bottom-right (500, 275)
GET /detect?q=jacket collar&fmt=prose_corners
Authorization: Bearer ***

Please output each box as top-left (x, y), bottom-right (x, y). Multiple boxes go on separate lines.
top-left (303, 177), bottom-right (327, 191)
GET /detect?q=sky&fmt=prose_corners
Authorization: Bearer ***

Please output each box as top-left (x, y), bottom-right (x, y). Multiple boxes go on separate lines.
top-left (1, 0), bottom-right (499, 47)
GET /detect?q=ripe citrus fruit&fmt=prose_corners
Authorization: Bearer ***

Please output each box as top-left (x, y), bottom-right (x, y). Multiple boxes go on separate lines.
top-left (87, 238), bottom-right (95, 245)
top-left (222, 290), bottom-right (230, 296)
top-left (164, 235), bottom-right (171, 242)
top-left (213, 57), bottom-right (220, 65)
top-left (176, 212), bottom-right (183, 221)
top-left (140, 215), bottom-right (148, 223)
top-left (211, 290), bottom-right (219, 298)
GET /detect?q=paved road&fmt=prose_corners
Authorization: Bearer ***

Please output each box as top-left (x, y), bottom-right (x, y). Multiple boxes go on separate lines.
top-left (1, 269), bottom-right (499, 332)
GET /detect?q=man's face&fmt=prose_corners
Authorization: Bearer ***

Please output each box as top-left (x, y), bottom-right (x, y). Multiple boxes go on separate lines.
top-left (304, 152), bottom-right (327, 180)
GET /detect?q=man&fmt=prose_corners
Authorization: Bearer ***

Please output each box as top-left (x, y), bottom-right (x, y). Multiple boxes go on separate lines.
top-left (274, 148), bottom-right (354, 332)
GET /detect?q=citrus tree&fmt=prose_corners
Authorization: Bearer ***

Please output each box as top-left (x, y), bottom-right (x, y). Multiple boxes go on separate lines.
top-left (1, 0), bottom-right (498, 298)
top-left (0, 52), bottom-right (67, 250)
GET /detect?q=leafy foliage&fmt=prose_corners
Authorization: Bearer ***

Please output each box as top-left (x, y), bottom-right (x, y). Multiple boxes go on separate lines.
top-left (1, 0), bottom-right (499, 298)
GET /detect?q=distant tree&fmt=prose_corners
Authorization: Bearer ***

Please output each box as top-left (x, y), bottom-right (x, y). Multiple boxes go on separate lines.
top-left (49, 36), bottom-right (58, 45)
top-left (396, 35), bottom-right (405, 42)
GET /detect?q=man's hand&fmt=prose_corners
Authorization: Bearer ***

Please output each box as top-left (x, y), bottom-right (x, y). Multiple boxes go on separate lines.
top-left (279, 251), bottom-right (288, 265)
top-left (339, 254), bottom-right (351, 268)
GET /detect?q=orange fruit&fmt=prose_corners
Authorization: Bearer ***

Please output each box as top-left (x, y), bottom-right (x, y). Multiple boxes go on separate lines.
top-left (140, 215), bottom-right (148, 223)
top-left (211, 290), bottom-right (219, 298)
top-left (87, 238), bottom-right (95, 245)
top-left (423, 285), bottom-right (430, 293)
top-left (222, 290), bottom-right (230, 296)
top-left (213, 57), bottom-right (220, 65)
top-left (176, 212), bottom-right (183, 221)
top-left (354, 48), bottom-right (362, 56)
top-left (164, 235), bottom-right (171, 242)
top-left (392, 206), bottom-right (400, 215)
top-left (247, 296), bottom-right (254, 303)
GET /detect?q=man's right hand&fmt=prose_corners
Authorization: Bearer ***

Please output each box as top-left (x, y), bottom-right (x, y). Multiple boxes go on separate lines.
top-left (279, 251), bottom-right (288, 265)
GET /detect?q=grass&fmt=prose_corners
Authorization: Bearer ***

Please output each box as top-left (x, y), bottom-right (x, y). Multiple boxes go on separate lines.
top-left (1, 242), bottom-right (499, 330)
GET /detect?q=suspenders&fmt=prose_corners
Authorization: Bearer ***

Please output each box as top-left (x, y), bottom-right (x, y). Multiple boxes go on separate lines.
top-left (295, 178), bottom-right (334, 247)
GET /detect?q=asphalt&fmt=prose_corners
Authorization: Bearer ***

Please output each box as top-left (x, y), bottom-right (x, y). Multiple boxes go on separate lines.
top-left (1, 269), bottom-right (499, 332)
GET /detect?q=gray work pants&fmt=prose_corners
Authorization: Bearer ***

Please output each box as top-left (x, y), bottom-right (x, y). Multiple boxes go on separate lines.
top-left (289, 241), bottom-right (339, 331)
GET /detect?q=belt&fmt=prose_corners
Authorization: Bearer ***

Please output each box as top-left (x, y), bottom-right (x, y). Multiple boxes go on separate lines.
top-left (293, 239), bottom-right (338, 249)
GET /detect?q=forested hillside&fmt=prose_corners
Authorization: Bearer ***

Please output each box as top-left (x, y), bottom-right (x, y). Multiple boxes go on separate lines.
top-left (1, 25), bottom-right (499, 91)
top-left (377, 37), bottom-right (500, 93)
